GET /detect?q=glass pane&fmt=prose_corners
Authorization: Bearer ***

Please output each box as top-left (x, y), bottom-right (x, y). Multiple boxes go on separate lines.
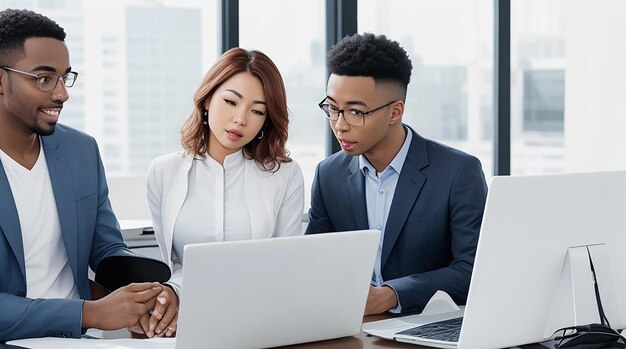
top-left (359, 0), bottom-right (494, 177)
top-left (30, 0), bottom-right (219, 176)
top-left (511, 0), bottom-right (626, 174)
top-left (239, 0), bottom-right (327, 209)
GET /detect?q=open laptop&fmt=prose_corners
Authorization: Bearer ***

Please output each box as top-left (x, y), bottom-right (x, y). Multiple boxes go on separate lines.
top-left (175, 229), bottom-right (380, 349)
top-left (364, 171), bottom-right (626, 348)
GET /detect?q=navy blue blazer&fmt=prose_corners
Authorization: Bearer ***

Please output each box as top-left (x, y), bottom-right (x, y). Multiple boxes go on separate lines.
top-left (306, 126), bottom-right (488, 314)
top-left (0, 124), bottom-right (133, 341)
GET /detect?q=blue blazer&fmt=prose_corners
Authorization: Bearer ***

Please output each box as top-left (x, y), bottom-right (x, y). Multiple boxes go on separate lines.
top-left (0, 125), bottom-right (132, 341)
top-left (306, 126), bottom-right (488, 314)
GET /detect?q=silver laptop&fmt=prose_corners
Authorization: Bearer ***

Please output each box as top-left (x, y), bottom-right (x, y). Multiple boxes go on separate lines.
top-left (365, 171), bottom-right (626, 348)
top-left (175, 229), bottom-right (380, 349)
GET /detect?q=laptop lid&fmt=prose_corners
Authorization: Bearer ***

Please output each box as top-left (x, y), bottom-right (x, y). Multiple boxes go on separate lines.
top-left (175, 229), bottom-right (380, 349)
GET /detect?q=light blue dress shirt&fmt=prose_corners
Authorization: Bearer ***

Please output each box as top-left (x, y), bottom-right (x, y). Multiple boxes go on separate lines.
top-left (359, 127), bottom-right (412, 312)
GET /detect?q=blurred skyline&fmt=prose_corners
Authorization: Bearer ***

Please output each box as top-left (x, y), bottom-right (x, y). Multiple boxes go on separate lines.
top-left (3, 0), bottom-right (624, 199)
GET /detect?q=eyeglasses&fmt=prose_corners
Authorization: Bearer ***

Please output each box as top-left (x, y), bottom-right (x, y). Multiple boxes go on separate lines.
top-left (554, 324), bottom-right (625, 348)
top-left (318, 98), bottom-right (396, 126)
top-left (0, 66), bottom-right (78, 92)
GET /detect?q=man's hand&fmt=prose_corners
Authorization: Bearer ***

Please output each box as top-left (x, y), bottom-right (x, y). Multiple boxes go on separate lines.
top-left (364, 285), bottom-right (398, 315)
top-left (128, 313), bottom-right (150, 337)
top-left (82, 282), bottom-right (163, 330)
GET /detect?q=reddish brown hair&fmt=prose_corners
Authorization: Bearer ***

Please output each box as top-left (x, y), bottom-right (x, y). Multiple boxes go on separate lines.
top-left (181, 48), bottom-right (291, 171)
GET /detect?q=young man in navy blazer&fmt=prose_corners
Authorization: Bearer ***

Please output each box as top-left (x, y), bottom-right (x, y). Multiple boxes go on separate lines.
top-left (0, 9), bottom-right (174, 341)
top-left (306, 33), bottom-right (488, 315)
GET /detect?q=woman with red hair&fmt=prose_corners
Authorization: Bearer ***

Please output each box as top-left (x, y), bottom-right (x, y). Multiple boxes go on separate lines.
top-left (144, 48), bottom-right (304, 337)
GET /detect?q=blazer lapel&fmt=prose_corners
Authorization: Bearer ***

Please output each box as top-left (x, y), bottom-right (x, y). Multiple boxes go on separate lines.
top-left (381, 128), bottom-right (429, 268)
top-left (0, 159), bottom-right (26, 278)
top-left (346, 157), bottom-right (369, 230)
top-left (42, 135), bottom-right (79, 280)
top-left (162, 156), bottom-right (192, 264)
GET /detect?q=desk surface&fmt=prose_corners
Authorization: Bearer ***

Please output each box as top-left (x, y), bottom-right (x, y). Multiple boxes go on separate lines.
top-left (4, 315), bottom-right (550, 349)
top-left (123, 315), bottom-right (551, 349)
top-left (278, 314), bottom-right (410, 348)
top-left (279, 315), bottom-right (547, 349)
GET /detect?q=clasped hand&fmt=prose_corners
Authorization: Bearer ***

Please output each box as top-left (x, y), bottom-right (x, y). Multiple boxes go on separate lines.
top-left (83, 282), bottom-right (179, 338)
top-left (128, 284), bottom-right (179, 337)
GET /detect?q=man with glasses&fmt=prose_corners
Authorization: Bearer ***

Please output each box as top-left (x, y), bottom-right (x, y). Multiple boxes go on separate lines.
top-left (0, 9), bottom-right (167, 341)
top-left (306, 33), bottom-right (488, 315)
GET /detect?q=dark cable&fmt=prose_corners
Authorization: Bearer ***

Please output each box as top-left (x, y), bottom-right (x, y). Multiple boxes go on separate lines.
top-left (586, 246), bottom-right (610, 328)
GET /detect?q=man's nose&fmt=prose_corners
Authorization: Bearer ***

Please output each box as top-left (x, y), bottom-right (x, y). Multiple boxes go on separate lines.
top-left (334, 111), bottom-right (351, 131)
top-left (50, 78), bottom-right (69, 103)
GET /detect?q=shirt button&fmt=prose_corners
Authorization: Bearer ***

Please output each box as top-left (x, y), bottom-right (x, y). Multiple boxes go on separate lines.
top-left (376, 225), bottom-right (382, 230)
top-left (379, 190), bottom-right (383, 194)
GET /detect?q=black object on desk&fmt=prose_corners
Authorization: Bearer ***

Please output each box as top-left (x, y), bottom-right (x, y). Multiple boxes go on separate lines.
top-left (95, 255), bottom-right (171, 292)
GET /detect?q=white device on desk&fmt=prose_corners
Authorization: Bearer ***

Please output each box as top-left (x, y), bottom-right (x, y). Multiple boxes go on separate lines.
top-left (364, 170), bottom-right (626, 349)
top-left (175, 229), bottom-right (380, 349)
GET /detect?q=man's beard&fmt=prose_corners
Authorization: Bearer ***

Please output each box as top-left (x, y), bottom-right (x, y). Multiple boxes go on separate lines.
top-left (30, 120), bottom-right (56, 136)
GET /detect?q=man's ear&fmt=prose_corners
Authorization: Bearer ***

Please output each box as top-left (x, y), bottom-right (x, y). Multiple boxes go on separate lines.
top-left (0, 70), bottom-right (5, 95)
top-left (388, 100), bottom-right (404, 125)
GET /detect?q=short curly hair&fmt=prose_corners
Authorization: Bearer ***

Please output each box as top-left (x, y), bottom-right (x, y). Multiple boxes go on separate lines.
top-left (0, 9), bottom-right (66, 64)
top-left (327, 33), bottom-right (412, 97)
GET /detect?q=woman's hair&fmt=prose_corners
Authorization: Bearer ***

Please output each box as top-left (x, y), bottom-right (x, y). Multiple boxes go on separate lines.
top-left (181, 48), bottom-right (291, 172)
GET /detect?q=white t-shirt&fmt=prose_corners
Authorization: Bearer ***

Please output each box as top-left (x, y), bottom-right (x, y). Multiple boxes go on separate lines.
top-left (0, 141), bottom-right (80, 299)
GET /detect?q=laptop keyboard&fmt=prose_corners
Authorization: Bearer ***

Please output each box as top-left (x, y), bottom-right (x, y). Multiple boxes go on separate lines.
top-left (396, 317), bottom-right (463, 342)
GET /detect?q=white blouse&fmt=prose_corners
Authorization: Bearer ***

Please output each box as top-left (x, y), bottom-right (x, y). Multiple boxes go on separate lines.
top-left (172, 151), bottom-right (251, 262)
top-left (146, 150), bottom-right (305, 295)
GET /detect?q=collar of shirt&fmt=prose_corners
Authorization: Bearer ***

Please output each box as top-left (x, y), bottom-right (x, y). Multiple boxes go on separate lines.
top-left (358, 126), bottom-right (413, 179)
top-left (196, 149), bottom-right (246, 171)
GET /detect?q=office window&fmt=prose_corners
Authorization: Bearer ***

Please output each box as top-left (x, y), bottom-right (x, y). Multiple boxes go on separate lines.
top-left (359, 0), bottom-right (494, 177)
top-left (38, 0), bottom-right (72, 9)
top-left (126, 6), bottom-right (203, 173)
top-left (523, 69), bottom-right (564, 132)
top-left (31, 0), bottom-right (219, 177)
top-left (239, 0), bottom-right (327, 209)
top-left (511, 0), bottom-right (626, 174)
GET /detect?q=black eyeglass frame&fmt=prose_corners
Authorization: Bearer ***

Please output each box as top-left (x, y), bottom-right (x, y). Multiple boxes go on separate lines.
top-left (318, 98), bottom-right (397, 126)
top-left (0, 66), bottom-right (78, 92)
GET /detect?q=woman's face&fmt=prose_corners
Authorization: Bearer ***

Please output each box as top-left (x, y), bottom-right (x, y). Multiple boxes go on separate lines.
top-left (206, 71), bottom-right (267, 163)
